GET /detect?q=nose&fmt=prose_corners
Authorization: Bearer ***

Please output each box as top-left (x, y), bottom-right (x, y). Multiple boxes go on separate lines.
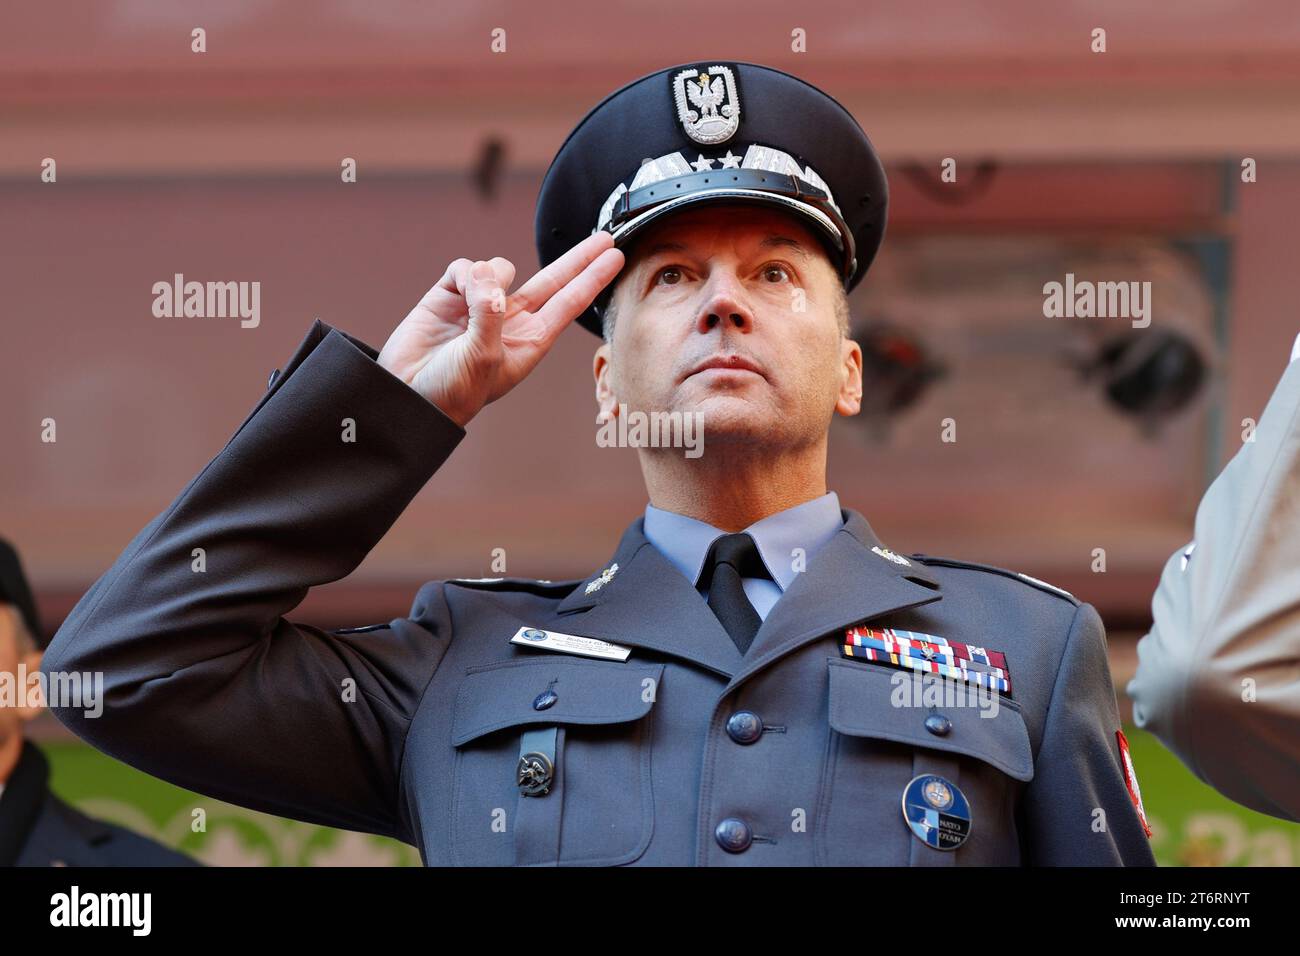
top-left (694, 269), bottom-right (755, 335)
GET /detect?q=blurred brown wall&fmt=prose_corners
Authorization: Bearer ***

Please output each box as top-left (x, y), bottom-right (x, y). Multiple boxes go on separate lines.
top-left (4, 1), bottom-right (1300, 634)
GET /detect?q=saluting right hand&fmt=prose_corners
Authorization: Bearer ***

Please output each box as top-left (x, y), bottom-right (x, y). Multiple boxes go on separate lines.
top-left (377, 232), bottom-right (624, 428)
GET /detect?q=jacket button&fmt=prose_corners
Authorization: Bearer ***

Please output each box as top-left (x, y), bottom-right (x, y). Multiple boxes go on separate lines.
top-left (533, 690), bottom-right (558, 710)
top-left (714, 817), bottom-right (753, 853)
top-left (267, 368), bottom-right (280, 388)
top-left (925, 714), bottom-right (953, 736)
top-left (725, 711), bottom-right (763, 744)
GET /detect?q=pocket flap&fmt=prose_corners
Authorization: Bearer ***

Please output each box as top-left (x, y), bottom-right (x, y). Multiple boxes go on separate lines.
top-left (452, 657), bottom-right (665, 746)
top-left (827, 658), bottom-right (1034, 781)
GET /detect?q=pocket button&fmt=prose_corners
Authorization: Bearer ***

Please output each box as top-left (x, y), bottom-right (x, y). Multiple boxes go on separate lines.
top-left (924, 713), bottom-right (953, 736)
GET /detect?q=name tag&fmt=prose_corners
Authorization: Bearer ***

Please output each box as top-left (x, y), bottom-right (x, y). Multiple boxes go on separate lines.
top-left (509, 626), bottom-right (632, 662)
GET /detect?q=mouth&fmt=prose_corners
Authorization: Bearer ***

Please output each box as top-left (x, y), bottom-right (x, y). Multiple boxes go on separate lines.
top-left (681, 354), bottom-right (767, 383)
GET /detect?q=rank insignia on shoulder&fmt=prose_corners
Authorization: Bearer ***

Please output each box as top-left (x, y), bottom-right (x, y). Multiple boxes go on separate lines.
top-left (909, 555), bottom-right (1079, 606)
top-left (1015, 571), bottom-right (1075, 602)
top-left (871, 545), bottom-right (910, 566)
top-left (842, 626), bottom-right (1012, 696)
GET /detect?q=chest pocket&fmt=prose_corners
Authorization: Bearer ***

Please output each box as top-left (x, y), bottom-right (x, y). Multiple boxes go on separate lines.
top-left (815, 658), bottom-right (1034, 866)
top-left (449, 656), bottom-right (664, 866)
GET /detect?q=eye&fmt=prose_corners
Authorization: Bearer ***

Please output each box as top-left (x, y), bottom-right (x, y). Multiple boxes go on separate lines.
top-left (653, 266), bottom-right (684, 286)
top-left (760, 262), bottom-right (793, 283)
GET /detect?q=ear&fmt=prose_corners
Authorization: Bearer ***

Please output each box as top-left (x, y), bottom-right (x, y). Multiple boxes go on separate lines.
top-left (593, 341), bottom-right (621, 423)
top-left (834, 335), bottom-right (863, 417)
top-left (14, 648), bottom-right (44, 719)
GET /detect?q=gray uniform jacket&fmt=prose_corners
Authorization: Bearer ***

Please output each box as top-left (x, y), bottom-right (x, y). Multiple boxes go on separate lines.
top-left (1128, 353), bottom-right (1300, 823)
top-left (42, 320), bottom-right (1155, 866)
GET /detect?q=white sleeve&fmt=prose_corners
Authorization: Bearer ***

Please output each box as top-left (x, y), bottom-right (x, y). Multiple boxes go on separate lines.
top-left (1127, 355), bottom-right (1300, 822)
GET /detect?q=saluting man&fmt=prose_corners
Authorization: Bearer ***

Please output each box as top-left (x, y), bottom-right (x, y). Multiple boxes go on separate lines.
top-left (43, 61), bottom-right (1154, 865)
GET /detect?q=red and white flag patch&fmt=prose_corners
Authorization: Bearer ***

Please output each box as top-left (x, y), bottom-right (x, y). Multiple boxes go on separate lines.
top-left (1116, 730), bottom-right (1152, 838)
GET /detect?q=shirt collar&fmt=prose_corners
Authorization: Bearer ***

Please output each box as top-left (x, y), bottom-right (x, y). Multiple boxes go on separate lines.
top-left (643, 491), bottom-right (844, 592)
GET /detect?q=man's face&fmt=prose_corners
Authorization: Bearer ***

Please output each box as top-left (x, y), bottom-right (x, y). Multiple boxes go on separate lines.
top-left (593, 204), bottom-right (862, 449)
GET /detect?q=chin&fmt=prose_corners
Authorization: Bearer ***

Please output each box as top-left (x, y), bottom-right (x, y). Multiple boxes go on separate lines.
top-left (681, 397), bottom-right (780, 444)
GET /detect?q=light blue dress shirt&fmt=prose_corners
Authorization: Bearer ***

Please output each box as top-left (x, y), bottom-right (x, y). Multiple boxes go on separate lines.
top-left (643, 492), bottom-right (845, 620)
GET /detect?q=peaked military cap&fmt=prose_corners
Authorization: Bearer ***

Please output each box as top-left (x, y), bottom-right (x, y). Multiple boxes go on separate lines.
top-left (534, 60), bottom-right (889, 336)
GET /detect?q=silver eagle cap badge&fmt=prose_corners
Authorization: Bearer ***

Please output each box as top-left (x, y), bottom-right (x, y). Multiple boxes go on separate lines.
top-left (673, 65), bottom-right (740, 146)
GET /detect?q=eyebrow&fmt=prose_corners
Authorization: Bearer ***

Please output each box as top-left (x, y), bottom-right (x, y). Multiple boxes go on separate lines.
top-left (758, 236), bottom-right (813, 260)
top-left (639, 240), bottom-right (690, 260)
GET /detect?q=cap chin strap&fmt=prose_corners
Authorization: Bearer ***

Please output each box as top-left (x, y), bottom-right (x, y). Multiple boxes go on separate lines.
top-left (609, 188), bottom-right (852, 275)
top-left (592, 143), bottom-right (858, 283)
top-left (597, 143), bottom-right (844, 223)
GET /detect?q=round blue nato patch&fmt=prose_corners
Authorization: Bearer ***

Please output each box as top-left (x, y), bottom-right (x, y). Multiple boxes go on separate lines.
top-left (522, 628), bottom-right (548, 641)
top-left (901, 774), bottom-right (972, 851)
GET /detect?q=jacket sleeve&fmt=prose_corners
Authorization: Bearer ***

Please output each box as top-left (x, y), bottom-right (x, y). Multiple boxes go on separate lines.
top-left (1022, 602), bottom-right (1156, 865)
top-left (1126, 355), bottom-right (1300, 823)
top-left (40, 320), bottom-right (466, 842)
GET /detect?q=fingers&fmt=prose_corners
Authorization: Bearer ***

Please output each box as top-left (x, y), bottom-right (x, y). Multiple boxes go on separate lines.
top-left (421, 255), bottom-right (515, 316)
top-left (436, 258), bottom-right (474, 296)
top-left (487, 256), bottom-right (516, 291)
top-left (513, 232), bottom-right (617, 315)
top-left (420, 237), bottom-right (612, 354)
top-left (530, 245), bottom-right (625, 346)
top-left (415, 257), bottom-right (472, 312)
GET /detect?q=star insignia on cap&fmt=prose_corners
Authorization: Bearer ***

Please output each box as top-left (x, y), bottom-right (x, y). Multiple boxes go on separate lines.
top-left (718, 149), bottom-right (741, 169)
top-left (584, 562), bottom-right (620, 595)
top-left (691, 154), bottom-right (714, 172)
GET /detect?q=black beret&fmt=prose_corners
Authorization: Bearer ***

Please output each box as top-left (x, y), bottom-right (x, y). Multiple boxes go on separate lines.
top-left (534, 60), bottom-right (888, 336)
top-left (0, 537), bottom-right (43, 650)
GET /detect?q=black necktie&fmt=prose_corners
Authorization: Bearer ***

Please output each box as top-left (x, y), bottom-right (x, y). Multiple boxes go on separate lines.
top-left (698, 533), bottom-right (772, 655)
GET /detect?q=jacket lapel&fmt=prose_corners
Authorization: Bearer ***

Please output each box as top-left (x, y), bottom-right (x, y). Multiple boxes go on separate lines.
top-left (549, 508), bottom-right (944, 689)
top-left (551, 517), bottom-right (743, 678)
top-left (723, 509), bottom-right (943, 694)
